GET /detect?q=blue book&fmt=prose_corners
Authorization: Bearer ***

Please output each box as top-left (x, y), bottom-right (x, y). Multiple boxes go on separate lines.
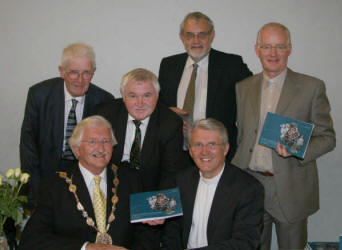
top-left (130, 188), bottom-right (183, 223)
top-left (259, 112), bottom-right (314, 159)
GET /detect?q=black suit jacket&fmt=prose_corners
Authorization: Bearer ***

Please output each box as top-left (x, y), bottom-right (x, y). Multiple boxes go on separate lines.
top-left (19, 164), bottom-right (152, 250)
top-left (162, 164), bottom-right (264, 250)
top-left (20, 77), bottom-right (114, 206)
top-left (96, 99), bottom-right (184, 191)
top-left (158, 49), bottom-right (252, 161)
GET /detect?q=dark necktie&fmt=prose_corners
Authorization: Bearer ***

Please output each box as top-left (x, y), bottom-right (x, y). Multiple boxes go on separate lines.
top-left (63, 99), bottom-right (77, 160)
top-left (130, 120), bottom-right (142, 170)
top-left (183, 63), bottom-right (198, 120)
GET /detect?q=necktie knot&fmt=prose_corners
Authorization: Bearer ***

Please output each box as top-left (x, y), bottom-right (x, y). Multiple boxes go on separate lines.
top-left (71, 98), bottom-right (78, 108)
top-left (193, 63), bottom-right (198, 70)
top-left (133, 120), bottom-right (141, 128)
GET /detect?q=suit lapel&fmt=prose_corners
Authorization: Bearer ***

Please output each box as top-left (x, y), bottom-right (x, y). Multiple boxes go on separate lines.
top-left (71, 164), bottom-right (96, 220)
top-left (106, 165), bottom-right (114, 218)
top-left (112, 102), bottom-right (129, 163)
top-left (206, 165), bottom-right (232, 240)
top-left (276, 69), bottom-right (300, 114)
top-left (141, 105), bottom-right (159, 166)
top-left (82, 84), bottom-right (94, 119)
top-left (183, 167), bottom-right (200, 245)
top-left (247, 74), bottom-right (263, 129)
top-left (206, 49), bottom-right (222, 116)
top-left (51, 80), bottom-right (66, 157)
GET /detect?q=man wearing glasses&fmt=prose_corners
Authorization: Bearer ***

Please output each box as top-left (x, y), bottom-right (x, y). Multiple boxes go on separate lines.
top-left (162, 118), bottom-right (264, 249)
top-left (20, 42), bottom-right (114, 208)
top-left (158, 11), bottom-right (252, 163)
top-left (232, 23), bottom-right (335, 249)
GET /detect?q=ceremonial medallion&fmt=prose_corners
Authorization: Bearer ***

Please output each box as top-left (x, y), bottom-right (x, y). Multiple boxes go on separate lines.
top-left (96, 232), bottom-right (113, 245)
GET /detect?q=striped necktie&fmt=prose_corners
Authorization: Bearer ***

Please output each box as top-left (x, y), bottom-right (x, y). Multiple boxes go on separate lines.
top-left (63, 99), bottom-right (77, 160)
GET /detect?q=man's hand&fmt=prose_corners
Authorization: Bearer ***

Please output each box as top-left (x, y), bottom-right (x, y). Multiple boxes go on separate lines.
top-left (169, 107), bottom-right (189, 133)
top-left (142, 219), bottom-right (165, 226)
top-left (86, 243), bottom-right (128, 250)
top-left (276, 142), bottom-right (291, 158)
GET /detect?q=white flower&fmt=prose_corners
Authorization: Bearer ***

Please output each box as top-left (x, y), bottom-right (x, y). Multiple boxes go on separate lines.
top-left (20, 173), bottom-right (30, 184)
top-left (15, 168), bottom-right (21, 178)
top-left (5, 169), bottom-right (15, 179)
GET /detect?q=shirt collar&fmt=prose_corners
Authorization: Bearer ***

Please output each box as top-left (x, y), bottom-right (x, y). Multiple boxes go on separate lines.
top-left (79, 162), bottom-right (107, 187)
top-left (127, 114), bottom-right (150, 126)
top-left (263, 68), bottom-right (287, 87)
top-left (185, 53), bottom-right (209, 72)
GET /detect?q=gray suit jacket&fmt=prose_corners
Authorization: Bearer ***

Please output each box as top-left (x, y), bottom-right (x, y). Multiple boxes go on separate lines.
top-left (232, 68), bottom-right (335, 222)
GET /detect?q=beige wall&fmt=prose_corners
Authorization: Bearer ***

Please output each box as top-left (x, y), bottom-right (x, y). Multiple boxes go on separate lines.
top-left (1, 0), bottom-right (341, 245)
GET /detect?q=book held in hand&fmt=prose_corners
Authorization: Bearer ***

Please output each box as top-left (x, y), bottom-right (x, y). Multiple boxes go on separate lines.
top-left (259, 112), bottom-right (314, 159)
top-left (130, 188), bottom-right (183, 223)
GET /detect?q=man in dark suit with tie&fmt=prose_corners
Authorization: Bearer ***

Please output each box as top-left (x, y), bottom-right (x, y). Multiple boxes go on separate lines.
top-left (232, 23), bottom-right (336, 249)
top-left (19, 116), bottom-right (153, 250)
top-left (162, 118), bottom-right (264, 249)
top-left (20, 42), bottom-right (114, 208)
top-left (158, 11), bottom-right (252, 162)
top-left (96, 68), bottom-right (184, 191)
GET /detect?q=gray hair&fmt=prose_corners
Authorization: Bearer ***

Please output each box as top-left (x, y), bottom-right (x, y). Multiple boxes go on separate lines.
top-left (256, 22), bottom-right (291, 46)
top-left (189, 118), bottom-right (229, 145)
top-left (68, 115), bottom-right (117, 150)
top-left (120, 68), bottom-right (160, 96)
top-left (60, 42), bottom-right (96, 70)
top-left (180, 11), bottom-right (214, 35)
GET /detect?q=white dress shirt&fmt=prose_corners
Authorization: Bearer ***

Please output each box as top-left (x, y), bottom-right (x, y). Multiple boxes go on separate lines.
top-left (177, 54), bottom-right (209, 121)
top-left (79, 163), bottom-right (107, 250)
top-left (187, 166), bottom-right (224, 249)
top-left (121, 114), bottom-right (150, 162)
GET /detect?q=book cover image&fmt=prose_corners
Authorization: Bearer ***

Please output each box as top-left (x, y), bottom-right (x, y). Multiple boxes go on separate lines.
top-left (259, 112), bottom-right (314, 159)
top-left (130, 188), bottom-right (183, 223)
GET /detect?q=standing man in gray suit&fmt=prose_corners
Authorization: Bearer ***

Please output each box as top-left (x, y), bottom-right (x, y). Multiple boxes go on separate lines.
top-left (232, 22), bottom-right (335, 250)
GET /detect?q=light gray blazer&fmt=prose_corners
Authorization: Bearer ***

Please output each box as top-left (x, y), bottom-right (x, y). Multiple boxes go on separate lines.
top-left (232, 68), bottom-right (335, 223)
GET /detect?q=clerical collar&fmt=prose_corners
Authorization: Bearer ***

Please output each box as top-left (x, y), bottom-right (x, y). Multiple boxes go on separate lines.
top-left (199, 164), bottom-right (225, 185)
top-left (63, 82), bottom-right (85, 104)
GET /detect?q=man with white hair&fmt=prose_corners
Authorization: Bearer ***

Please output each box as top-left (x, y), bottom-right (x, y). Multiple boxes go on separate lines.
top-left (19, 116), bottom-right (153, 249)
top-left (20, 42), bottom-right (114, 208)
top-left (96, 68), bottom-right (184, 191)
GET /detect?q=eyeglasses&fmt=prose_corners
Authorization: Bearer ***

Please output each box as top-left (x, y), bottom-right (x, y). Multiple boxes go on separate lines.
top-left (258, 44), bottom-right (288, 52)
top-left (81, 139), bottom-right (113, 146)
top-left (66, 70), bottom-right (94, 80)
top-left (190, 142), bottom-right (224, 151)
top-left (183, 32), bottom-right (211, 40)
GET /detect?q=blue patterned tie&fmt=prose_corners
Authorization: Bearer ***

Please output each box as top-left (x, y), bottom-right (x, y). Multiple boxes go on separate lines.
top-left (130, 120), bottom-right (142, 170)
top-left (63, 99), bottom-right (77, 160)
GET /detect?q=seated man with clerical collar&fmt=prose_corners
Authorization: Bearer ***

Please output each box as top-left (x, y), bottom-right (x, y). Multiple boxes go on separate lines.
top-left (162, 118), bottom-right (265, 249)
top-left (19, 116), bottom-right (154, 250)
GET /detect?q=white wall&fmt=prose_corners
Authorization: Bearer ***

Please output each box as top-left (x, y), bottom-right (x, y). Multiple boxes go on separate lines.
top-left (1, 0), bottom-right (341, 245)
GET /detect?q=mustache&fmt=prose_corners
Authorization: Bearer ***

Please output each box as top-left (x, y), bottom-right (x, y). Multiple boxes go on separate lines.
top-left (92, 151), bottom-right (109, 157)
